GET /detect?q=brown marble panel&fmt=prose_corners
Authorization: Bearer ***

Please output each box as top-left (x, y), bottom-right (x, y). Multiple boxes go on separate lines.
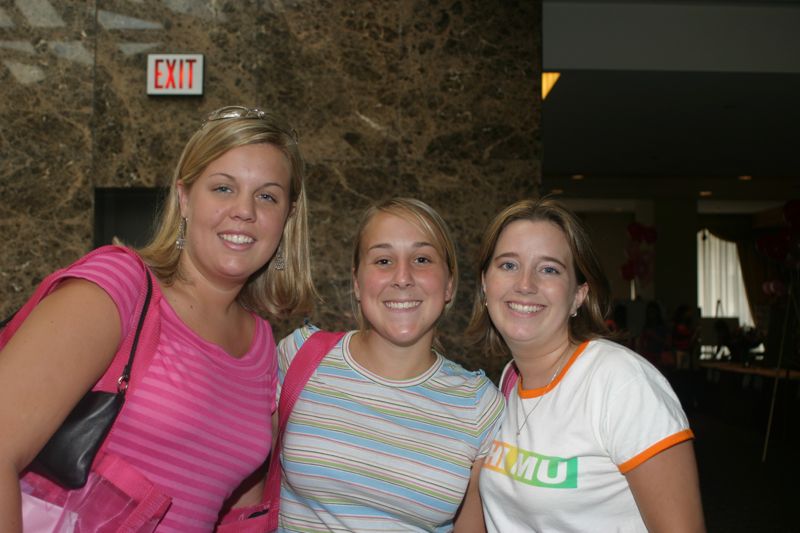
top-left (0, 0), bottom-right (96, 315)
top-left (398, 0), bottom-right (540, 163)
top-left (267, 0), bottom-right (406, 163)
top-left (1, 1), bottom-right (542, 379)
top-left (92, 0), bottom-right (261, 189)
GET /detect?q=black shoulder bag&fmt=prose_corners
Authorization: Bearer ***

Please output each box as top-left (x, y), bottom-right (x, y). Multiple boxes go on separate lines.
top-left (25, 271), bottom-right (153, 489)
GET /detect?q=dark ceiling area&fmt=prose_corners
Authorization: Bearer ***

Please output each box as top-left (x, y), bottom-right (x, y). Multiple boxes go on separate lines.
top-left (541, 69), bottom-right (800, 202)
top-left (539, 1), bottom-right (800, 205)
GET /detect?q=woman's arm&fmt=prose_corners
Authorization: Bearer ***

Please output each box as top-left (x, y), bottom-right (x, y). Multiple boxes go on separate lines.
top-left (626, 440), bottom-right (706, 533)
top-left (222, 411), bottom-right (278, 513)
top-left (0, 279), bottom-right (121, 531)
top-left (453, 457), bottom-right (487, 533)
top-left (221, 464), bottom-right (266, 518)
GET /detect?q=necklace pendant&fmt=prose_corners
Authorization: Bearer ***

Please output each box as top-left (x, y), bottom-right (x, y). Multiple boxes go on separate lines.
top-left (513, 351), bottom-right (569, 437)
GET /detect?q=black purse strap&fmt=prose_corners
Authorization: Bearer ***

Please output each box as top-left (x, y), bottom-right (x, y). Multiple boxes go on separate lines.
top-left (117, 271), bottom-right (153, 394)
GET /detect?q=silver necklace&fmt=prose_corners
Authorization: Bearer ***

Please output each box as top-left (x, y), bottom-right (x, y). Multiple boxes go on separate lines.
top-left (515, 353), bottom-right (568, 436)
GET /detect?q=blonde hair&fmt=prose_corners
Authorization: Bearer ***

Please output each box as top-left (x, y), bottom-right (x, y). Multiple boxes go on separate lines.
top-left (138, 106), bottom-right (317, 318)
top-left (351, 198), bottom-right (459, 350)
top-left (466, 197), bottom-right (611, 358)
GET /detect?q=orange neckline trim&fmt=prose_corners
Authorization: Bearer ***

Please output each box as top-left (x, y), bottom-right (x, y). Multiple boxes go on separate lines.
top-left (518, 340), bottom-right (589, 399)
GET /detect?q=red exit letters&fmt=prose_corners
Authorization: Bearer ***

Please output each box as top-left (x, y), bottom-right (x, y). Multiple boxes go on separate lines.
top-left (147, 54), bottom-right (204, 96)
top-left (154, 58), bottom-right (196, 89)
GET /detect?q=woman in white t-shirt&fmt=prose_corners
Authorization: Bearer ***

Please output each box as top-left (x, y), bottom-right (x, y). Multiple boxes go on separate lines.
top-left (467, 198), bottom-right (705, 532)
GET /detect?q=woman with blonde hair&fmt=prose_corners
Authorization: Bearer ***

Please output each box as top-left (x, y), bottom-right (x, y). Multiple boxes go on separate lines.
top-left (276, 197), bottom-right (504, 532)
top-left (0, 105), bottom-right (316, 531)
top-left (469, 198), bottom-right (705, 532)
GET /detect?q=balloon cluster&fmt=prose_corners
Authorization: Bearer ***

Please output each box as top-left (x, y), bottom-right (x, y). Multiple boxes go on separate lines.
top-left (620, 222), bottom-right (658, 284)
top-left (758, 199), bottom-right (800, 296)
top-left (756, 229), bottom-right (796, 264)
top-left (762, 279), bottom-right (786, 297)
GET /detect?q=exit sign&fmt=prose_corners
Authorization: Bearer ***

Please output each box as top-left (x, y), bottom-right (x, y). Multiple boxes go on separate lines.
top-left (147, 54), bottom-right (204, 95)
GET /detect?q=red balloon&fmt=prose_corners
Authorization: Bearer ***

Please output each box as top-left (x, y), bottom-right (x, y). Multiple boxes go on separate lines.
top-left (635, 259), bottom-right (652, 284)
top-left (626, 242), bottom-right (642, 260)
top-left (756, 235), bottom-right (771, 256)
top-left (784, 199), bottom-right (800, 228)
top-left (773, 229), bottom-right (792, 262)
top-left (620, 261), bottom-right (636, 281)
top-left (762, 281), bottom-right (772, 296)
top-left (627, 222), bottom-right (645, 242)
top-left (643, 226), bottom-right (658, 244)
top-left (771, 280), bottom-right (787, 296)
top-left (756, 231), bottom-right (792, 263)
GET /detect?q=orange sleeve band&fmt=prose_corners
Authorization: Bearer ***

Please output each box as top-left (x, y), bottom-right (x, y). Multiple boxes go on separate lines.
top-left (618, 429), bottom-right (695, 474)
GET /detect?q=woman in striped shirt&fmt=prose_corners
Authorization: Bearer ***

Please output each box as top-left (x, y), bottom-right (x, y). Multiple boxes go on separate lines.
top-left (0, 106), bottom-right (316, 531)
top-left (276, 198), bottom-right (505, 532)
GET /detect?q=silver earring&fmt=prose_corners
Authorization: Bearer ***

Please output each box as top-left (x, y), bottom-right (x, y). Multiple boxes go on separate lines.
top-left (272, 245), bottom-right (285, 271)
top-left (571, 310), bottom-right (578, 318)
top-left (175, 217), bottom-right (187, 250)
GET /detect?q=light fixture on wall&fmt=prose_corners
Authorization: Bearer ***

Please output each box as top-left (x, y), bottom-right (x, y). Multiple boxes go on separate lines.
top-left (699, 190), bottom-right (713, 197)
top-left (542, 72), bottom-right (561, 99)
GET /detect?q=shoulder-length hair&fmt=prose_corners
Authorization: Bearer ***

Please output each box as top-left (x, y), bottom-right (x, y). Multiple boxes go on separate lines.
top-left (138, 106), bottom-right (317, 319)
top-left (466, 197), bottom-right (611, 358)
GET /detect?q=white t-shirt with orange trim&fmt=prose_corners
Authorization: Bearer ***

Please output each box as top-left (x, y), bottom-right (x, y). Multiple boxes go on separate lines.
top-left (480, 338), bottom-right (693, 532)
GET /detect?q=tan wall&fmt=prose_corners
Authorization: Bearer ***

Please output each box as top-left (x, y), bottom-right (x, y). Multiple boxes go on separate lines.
top-left (0, 1), bottom-right (542, 378)
top-left (579, 211), bottom-right (638, 302)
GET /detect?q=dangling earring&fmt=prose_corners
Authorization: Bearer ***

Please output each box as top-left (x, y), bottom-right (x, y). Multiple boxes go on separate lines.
top-left (175, 217), bottom-right (187, 250)
top-left (272, 243), bottom-right (285, 271)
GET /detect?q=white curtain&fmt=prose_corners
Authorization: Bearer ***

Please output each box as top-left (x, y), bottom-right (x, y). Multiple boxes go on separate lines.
top-left (697, 229), bottom-right (754, 327)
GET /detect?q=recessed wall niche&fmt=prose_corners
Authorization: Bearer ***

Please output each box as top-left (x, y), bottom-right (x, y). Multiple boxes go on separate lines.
top-left (94, 188), bottom-right (166, 249)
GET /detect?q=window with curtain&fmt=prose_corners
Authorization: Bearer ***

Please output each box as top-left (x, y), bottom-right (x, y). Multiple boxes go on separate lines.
top-left (697, 229), bottom-right (754, 327)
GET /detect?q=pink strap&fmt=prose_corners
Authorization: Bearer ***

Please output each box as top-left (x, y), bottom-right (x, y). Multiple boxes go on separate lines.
top-left (92, 452), bottom-right (172, 530)
top-left (89, 247), bottom-right (162, 395)
top-left (0, 245), bottom-right (160, 397)
top-left (262, 331), bottom-right (346, 527)
top-left (0, 246), bottom-right (163, 461)
top-left (501, 362), bottom-right (519, 400)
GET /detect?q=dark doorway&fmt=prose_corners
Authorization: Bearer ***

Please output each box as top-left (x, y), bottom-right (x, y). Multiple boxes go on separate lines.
top-left (94, 187), bottom-right (167, 248)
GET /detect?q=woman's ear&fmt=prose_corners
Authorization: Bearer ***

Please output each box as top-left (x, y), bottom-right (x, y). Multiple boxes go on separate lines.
top-left (444, 275), bottom-right (455, 303)
top-left (573, 283), bottom-right (589, 314)
top-left (352, 267), bottom-right (361, 302)
top-left (177, 180), bottom-right (189, 218)
top-left (287, 200), bottom-right (297, 219)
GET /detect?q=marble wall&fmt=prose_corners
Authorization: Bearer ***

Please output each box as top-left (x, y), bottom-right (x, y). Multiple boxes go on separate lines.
top-left (0, 0), bottom-right (541, 378)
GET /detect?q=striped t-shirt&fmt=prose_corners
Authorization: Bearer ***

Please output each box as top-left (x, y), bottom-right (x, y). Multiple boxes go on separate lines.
top-left (276, 326), bottom-right (505, 532)
top-left (62, 247), bottom-right (276, 531)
